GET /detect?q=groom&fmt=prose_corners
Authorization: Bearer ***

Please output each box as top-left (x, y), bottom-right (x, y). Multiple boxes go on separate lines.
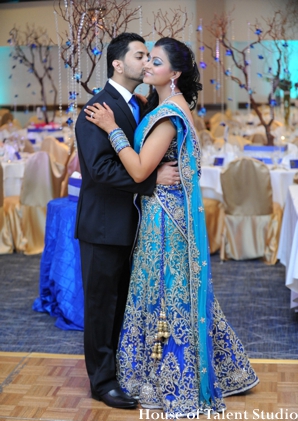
top-left (75, 33), bottom-right (179, 409)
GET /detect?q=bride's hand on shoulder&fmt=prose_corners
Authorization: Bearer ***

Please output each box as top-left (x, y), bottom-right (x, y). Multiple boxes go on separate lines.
top-left (84, 102), bottom-right (118, 134)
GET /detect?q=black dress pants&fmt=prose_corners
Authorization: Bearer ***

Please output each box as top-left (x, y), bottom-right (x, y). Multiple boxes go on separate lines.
top-left (79, 240), bottom-right (132, 395)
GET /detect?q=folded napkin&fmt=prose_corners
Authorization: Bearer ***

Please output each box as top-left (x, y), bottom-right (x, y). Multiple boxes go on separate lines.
top-left (68, 171), bottom-right (82, 202)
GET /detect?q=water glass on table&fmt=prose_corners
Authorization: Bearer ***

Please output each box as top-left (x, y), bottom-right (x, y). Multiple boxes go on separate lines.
top-left (18, 137), bottom-right (25, 153)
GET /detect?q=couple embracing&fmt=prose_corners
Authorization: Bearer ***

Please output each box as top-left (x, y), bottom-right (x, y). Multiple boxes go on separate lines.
top-left (75, 32), bottom-right (259, 417)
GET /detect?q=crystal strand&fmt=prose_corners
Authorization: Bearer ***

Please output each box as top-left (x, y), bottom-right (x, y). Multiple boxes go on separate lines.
top-left (94, 9), bottom-right (100, 90)
top-left (54, 10), bottom-right (63, 129)
top-left (247, 22), bottom-right (251, 115)
top-left (66, 0), bottom-right (76, 145)
top-left (139, 6), bottom-right (142, 36)
top-left (97, 55), bottom-right (101, 94)
top-left (68, 0), bottom-right (75, 129)
top-left (216, 38), bottom-right (220, 101)
top-left (77, 13), bottom-right (85, 100)
top-left (103, 34), bottom-right (107, 87)
top-left (136, 6), bottom-right (143, 96)
top-left (220, 43), bottom-right (224, 117)
top-left (231, 16), bottom-right (236, 112)
top-left (199, 19), bottom-right (204, 111)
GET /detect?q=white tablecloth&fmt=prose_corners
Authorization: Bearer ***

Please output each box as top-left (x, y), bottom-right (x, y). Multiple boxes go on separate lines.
top-left (200, 165), bottom-right (296, 208)
top-left (277, 184), bottom-right (298, 309)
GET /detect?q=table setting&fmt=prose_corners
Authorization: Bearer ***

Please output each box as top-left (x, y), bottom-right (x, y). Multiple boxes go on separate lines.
top-left (200, 140), bottom-right (298, 208)
top-left (277, 184), bottom-right (298, 310)
top-left (0, 134), bottom-right (33, 197)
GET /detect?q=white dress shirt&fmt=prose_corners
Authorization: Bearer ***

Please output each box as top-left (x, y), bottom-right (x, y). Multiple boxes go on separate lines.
top-left (108, 79), bottom-right (135, 115)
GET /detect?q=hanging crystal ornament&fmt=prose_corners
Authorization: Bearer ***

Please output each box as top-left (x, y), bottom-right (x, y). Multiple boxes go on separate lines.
top-left (103, 31), bottom-right (107, 87)
top-left (64, 0), bottom-right (75, 129)
top-left (215, 38), bottom-right (220, 103)
top-left (94, 8), bottom-right (101, 90)
top-left (197, 19), bottom-right (206, 117)
top-left (230, 16), bottom-right (236, 111)
top-left (136, 6), bottom-right (144, 96)
top-left (246, 22), bottom-right (251, 114)
top-left (54, 10), bottom-right (63, 129)
top-left (77, 13), bottom-right (86, 101)
top-left (139, 6), bottom-right (143, 36)
top-left (88, 1), bottom-right (106, 93)
top-left (220, 43), bottom-right (225, 117)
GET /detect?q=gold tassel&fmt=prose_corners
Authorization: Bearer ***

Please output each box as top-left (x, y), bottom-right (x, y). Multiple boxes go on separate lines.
top-left (151, 299), bottom-right (170, 360)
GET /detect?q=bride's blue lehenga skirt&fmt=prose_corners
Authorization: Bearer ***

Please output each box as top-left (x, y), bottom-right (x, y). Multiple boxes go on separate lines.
top-left (117, 192), bottom-right (259, 416)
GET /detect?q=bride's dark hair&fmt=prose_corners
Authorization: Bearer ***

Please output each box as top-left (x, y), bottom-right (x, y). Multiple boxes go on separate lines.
top-left (145, 37), bottom-right (202, 113)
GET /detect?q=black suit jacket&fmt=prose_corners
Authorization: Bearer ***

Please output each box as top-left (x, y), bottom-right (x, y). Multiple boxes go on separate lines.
top-left (74, 82), bottom-right (157, 246)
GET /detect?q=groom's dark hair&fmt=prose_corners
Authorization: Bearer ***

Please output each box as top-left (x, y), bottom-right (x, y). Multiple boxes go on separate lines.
top-left (107, 32), bottom-right (146, 78)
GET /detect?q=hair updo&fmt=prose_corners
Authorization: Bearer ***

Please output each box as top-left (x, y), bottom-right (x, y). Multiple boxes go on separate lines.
top-left (145, 37), bottom-right (202, 113)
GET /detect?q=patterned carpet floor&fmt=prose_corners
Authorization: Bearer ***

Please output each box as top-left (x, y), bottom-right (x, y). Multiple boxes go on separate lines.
top-left (0, 252), bottom-right (297, 359)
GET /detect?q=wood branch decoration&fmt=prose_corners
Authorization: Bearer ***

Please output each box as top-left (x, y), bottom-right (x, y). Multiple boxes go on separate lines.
top-left (144, 7), bottom-right (188, 39)
top-left (8, 25), bottom-right (57, 124)
top-left (203, 2), bottom-right (297, 146)
top-left (8, 2), bottom-right (191, 127)
top-left (54, 0), bottom-right (141, 95)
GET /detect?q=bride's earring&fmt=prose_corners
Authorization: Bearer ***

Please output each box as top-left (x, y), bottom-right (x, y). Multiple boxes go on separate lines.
top-left (170, 78), bottom-right (175, 95)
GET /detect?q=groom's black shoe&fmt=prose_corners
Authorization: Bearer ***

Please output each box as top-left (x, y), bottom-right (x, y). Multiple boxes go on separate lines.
top-left (91, 387), bottom-right (138, 409)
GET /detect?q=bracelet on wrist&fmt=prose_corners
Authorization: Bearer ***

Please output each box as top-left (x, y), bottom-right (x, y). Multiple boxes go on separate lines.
top-left (108, 128), bottom-right (131, 154)
top-left (108, 128), bottom-right (122, 139)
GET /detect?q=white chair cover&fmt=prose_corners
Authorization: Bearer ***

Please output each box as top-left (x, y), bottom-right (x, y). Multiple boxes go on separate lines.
top-left (4, 151), bottom-right (55, 255)
top-left (41, 136), bottom-right (70, 197)
top-left (220, 157), bottom-right (283, 264)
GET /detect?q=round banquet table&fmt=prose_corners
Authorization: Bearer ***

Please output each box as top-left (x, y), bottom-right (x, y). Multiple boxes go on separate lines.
top-left (32, 197), bottom-right (84, 330)
top-left (200, 164), bottom-right (297, 208)
top-left (277, 184), bottom-right (298, 310)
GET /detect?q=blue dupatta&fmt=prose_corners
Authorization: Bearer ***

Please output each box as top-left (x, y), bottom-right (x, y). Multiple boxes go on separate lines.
top-left (134, 102), bottom-right (222, 410)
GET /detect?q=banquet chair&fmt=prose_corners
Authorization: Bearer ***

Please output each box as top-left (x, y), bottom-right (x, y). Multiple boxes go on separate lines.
top-left (211, 119), bottom-right (243, 139)
top-left (203, 197), bottom-right (225, 254)
top-left (4, 151), bottom-right (55, 255)
top-left (249, 133), bottom-right (267, 145)
top-left (0, 164), bottom-right (14, 253)
top-left (228, 135), bottom-right (251, 150)
top-left (198, 127), bottom-right (225, 253)
top-left (41, 136), bottom-right (69, 166)
top-left (26, 115), bottom-right (45, 126)
top-left (290, 137), bottom-right (298, 148)
top-left (198, 129), bottom-right (216, 148)
top-left (23, 138), bottom-right (35, 153)
top-left (41, 136), bottom-right (70, 197)
top-left (209, 112), bottom-right (227, 128)
top-left (0, 108), bottom-right (10, 117)
top-left (220, 157), bottom-right (283, 264)
top-left (0, 111), bottom-right (13, 127)
top-left (60, 150), bottom-right (81, 197)
top-left (210, 121), bottom-right (226, 138)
